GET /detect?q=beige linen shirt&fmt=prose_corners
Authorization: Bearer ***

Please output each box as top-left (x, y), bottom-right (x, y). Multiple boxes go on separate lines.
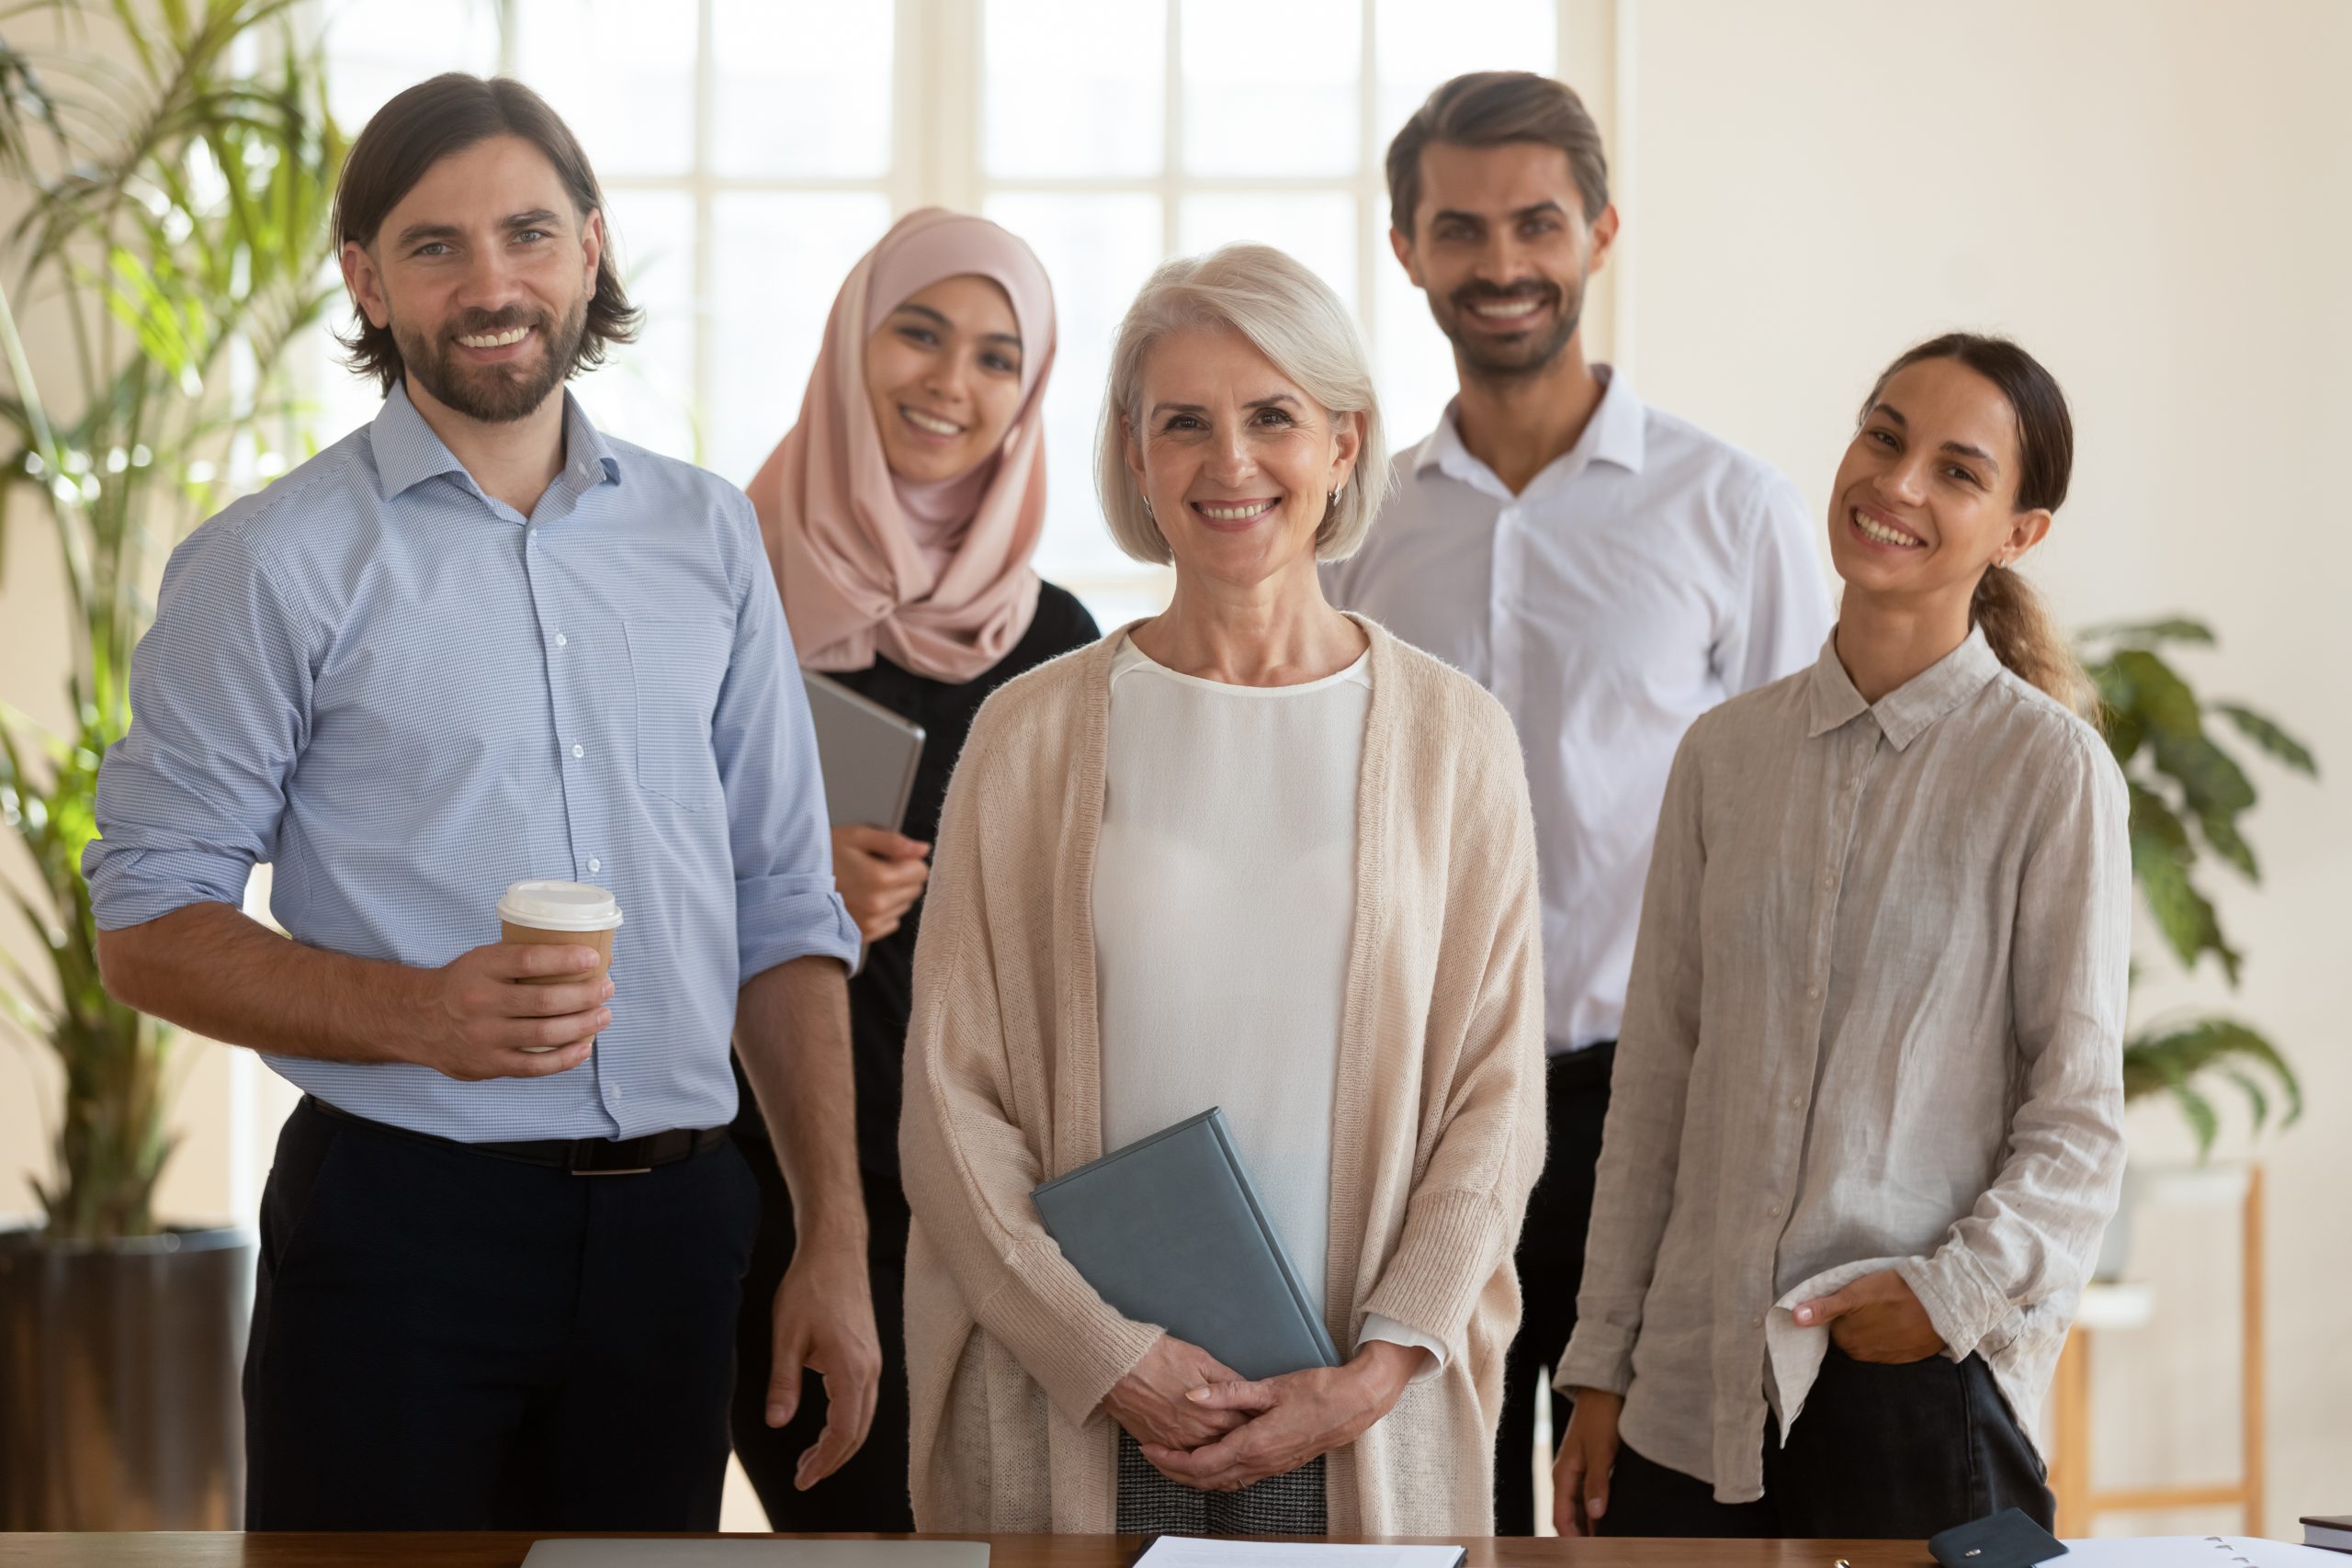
top-left (1556, 626), bottom-right (2131, 1505)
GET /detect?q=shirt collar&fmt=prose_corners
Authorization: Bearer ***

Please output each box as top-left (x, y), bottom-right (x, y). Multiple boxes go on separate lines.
top-left (1411, 363), bottom-right (1646, 497)
top-left (1805, 623), bottom-right (2005, 750)
top-left (368, 381), bottom-right (624, 504)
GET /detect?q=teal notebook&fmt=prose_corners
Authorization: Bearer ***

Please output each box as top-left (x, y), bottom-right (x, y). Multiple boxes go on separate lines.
top-left (1032, 1107), bottom-right (1340, 1382)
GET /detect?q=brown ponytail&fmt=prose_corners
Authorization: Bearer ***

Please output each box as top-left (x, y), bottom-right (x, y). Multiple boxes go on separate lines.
top-left (1860, 333), bottom-right (2097, 720)
top-left (1970, 564), bottom-right (2099, 718)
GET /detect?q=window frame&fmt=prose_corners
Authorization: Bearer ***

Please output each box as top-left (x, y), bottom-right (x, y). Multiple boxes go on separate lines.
top-left (323, 0), bottom-right (1619, 607)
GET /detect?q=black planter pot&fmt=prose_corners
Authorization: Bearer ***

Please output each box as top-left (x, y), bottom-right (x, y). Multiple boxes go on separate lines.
top-left (0, 1224), bottom-right (254, 1529)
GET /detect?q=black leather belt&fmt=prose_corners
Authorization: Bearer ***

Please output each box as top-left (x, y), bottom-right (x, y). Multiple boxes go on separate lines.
top-left (304, 1095), bottom-right (729, 1176)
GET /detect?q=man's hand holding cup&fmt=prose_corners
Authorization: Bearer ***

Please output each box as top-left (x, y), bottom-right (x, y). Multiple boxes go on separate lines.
top-left (413, 881), bottom-right (623, 1081)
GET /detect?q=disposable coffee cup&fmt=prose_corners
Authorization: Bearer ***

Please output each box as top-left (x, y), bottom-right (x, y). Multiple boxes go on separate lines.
top-left (496, 881), bottom-right (623, 1052)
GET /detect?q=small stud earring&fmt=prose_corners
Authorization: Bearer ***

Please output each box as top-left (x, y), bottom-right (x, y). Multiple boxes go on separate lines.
top-left (1141, 496), bottom-right (1154, 519)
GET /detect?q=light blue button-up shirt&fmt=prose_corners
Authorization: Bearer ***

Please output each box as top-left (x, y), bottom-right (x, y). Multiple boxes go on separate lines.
top-left (86, 384), bottom-right (859, 1142)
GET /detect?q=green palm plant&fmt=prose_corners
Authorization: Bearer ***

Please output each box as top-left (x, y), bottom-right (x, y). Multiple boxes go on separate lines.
top-left (0, 0), bottom-right (344, 1241)
top-left (2084, 618), bottom-right (2318, 1156)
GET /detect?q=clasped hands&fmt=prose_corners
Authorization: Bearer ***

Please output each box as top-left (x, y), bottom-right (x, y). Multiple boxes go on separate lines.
top-left (1103, 1332), bottom-right (1429, 1494)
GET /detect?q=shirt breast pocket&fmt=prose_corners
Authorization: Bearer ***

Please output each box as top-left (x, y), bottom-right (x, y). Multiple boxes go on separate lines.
top-left (624, 615), bottom-right (733, 811)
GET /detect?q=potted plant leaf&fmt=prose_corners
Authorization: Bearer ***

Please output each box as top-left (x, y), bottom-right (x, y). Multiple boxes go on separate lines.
top-left (0, 0), bottom-right (341, 1528)
top-left (2081, 617), bottom-right (2316, 1279)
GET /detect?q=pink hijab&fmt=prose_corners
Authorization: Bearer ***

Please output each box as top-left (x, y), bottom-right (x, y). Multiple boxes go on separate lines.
top-left (749, 209), bottom-right (1056, 683)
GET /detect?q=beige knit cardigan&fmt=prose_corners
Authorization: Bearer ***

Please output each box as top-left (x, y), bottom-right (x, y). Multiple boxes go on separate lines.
top-left (898, 615), bottom-right (1547, 1535)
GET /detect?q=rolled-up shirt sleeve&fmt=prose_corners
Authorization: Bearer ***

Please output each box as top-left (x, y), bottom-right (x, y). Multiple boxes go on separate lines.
top-left (1361, 1313), bottom-right (1449, 1382)
top-left (1895, 736), bottom-right (2132, 1359)
top-left (85, 523), bottom-right (311, 930)
top-left (714, 496), bottom-right (858, 981)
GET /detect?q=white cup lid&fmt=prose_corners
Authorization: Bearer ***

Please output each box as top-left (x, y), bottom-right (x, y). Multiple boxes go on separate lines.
top-left (497, 880), bottom-right (623, 932)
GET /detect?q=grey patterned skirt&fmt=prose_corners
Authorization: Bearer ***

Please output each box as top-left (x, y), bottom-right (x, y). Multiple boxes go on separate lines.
top-left (1114, 1429), bottom-right (1329, 1535)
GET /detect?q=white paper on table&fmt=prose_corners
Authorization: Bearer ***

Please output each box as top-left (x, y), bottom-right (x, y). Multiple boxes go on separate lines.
top-left (2057, 1538), bottom-right (2346, 1566)
top-left (1131, 1540), bottom-right (1464, 1568)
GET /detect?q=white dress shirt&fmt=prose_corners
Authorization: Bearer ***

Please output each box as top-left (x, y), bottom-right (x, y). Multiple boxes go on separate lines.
top-left (1093, 634), bottom-right (1444, 1375)
top-left (1323, 367), bottom-right (1834, 1051)
top-left (1556, 629), bottom-right (2132, 1502)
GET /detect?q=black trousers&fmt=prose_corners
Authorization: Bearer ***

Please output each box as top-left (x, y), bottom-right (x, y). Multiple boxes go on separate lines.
top-left (243, 1098), bottom-right (758, 1530)
top-left (1602, 1348), bottom-right (2053, 1539)
top-left (1494, 1042), bottom-right (1614, 1535)
top-left (729, 1142), bottom-right (914, 1531)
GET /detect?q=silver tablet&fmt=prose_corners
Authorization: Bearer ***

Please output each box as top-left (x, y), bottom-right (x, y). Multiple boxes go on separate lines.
top-left (803, 671), bottom-right (926, 833)
top-left (521, 1543), bottom-right (988, 1568)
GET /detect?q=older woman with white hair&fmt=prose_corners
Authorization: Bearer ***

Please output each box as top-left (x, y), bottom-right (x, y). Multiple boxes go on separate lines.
top-left (898, 243), bottom-right (1546, 1536)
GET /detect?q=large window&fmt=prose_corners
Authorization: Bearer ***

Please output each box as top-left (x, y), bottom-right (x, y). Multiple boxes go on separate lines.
top-left (320, 0), bottom-right (1572, 624)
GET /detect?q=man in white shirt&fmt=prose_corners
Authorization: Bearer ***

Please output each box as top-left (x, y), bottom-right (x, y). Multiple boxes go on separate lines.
top-left (1323, 71), bottom-right (1835, 1531)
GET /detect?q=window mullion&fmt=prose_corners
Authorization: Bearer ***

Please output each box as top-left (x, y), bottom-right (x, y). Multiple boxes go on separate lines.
top-left (890, 0), bottom-right (923, 211)
top-left (1357, 0), bottom-right (1381, 354)
top-left (1160, 0), bottom-right (1182, 253)
top-left (691, 0), bottom-right (717, 467)
top-left (899, 0), bottom-right (980, 212)
top-left (1555, 0), bottom-right (1628, 368)
top-left (1606, 0), bottom-right (1634, 373)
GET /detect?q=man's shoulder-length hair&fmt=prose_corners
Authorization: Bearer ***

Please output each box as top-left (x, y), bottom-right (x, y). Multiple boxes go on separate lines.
top-left (332, 73), bottom-right (639, 394)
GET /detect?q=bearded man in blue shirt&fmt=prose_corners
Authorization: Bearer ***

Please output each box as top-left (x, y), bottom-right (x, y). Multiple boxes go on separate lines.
top-left (86, 73), bottom-right (876, 1531)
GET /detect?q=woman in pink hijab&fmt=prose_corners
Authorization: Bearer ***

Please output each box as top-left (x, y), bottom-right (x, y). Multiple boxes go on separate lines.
top-left (727, 209), bottom-right (1098, 1530)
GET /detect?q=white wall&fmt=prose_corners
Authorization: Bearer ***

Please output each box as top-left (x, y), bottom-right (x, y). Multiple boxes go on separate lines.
top-left (1615, 0), bottom-right (2352, 1533)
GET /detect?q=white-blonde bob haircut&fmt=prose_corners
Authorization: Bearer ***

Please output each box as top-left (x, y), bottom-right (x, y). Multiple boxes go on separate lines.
top-left (1096, 243), bottom-right (1391, 566)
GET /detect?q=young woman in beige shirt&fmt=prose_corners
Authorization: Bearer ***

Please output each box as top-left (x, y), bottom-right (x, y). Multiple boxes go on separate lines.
top-left (898, 244), bottom-right (1546, 1536)
top-left (1555, 334), bottom-right (2131, 1540)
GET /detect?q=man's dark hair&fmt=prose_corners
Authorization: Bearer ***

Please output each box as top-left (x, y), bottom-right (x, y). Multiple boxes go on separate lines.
top-left (1386, 72), bottom-right (1611, 237)
top-left (333, 73), bottom-right (639, 393)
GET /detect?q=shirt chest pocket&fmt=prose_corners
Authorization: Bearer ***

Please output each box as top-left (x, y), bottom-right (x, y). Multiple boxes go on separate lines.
top-left (624, 615), bottom-right (733, 810)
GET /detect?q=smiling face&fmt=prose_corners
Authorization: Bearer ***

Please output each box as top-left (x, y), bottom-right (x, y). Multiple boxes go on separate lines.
top-left (1124, 325), bottom-right (1363, 595)
top-left (1829, 356), bottom-right (2052, 609)
top-left (1391, 139), bottom-right (1617, 380)
top-left (341, 134), bottom-right (601, 425)
top-left (863, 274), bottom-right (1026, 484)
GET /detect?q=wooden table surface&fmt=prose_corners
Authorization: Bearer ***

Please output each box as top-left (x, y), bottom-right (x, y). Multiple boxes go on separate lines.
top-left (0, 1534), bottom-right (1936, 1566)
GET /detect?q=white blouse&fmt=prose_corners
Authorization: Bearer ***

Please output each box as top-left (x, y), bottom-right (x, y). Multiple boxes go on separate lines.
top-left (1093, 633), bottom-right (1442, 1373)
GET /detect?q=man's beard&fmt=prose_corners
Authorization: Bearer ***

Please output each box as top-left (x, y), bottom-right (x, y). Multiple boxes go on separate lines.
top-left (396, 298), bottom-right (588, 423)
top-left (1440, 276), bottom-right (1585, 379)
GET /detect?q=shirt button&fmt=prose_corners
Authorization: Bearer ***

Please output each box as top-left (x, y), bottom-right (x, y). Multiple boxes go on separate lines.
top-left (1818, 870), bottom-right (1836, 889)
top-left (586, 856), bottom-right (601, 874)
top-left (1789, 1094), bottom-right (1804, 1110)
top-left (571, 743), bottom-right (584, 759)
top-left (1752, 1314), bottom-right (1765, 1328)
top-left (556, 632), bottom-right (568, 648)
top-left (610, 1083), bottom-right (625, 1100)
top-left (1767, 1201), bottom-right (1783, 1217)
top-left (1805, 984), bottom-right (1820, 1001)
